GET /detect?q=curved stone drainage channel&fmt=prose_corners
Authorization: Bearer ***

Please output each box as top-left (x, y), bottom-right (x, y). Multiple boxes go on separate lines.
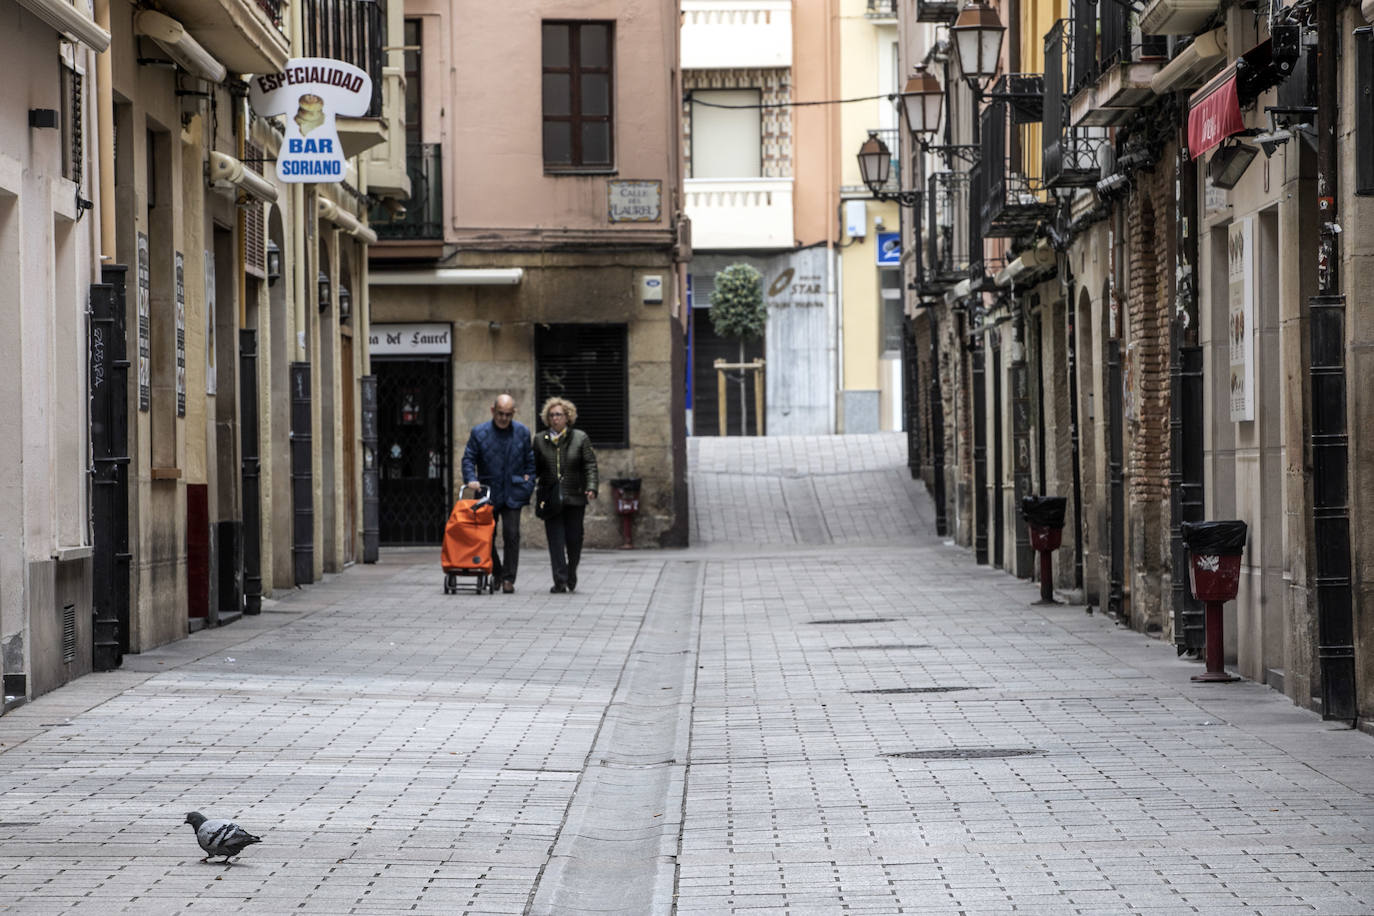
top-left (527, 561), bottom-right (702, 915)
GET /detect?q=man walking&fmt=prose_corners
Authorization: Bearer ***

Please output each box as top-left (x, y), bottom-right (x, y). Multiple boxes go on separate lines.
top-left (462, 394), bottom-right (535, 593)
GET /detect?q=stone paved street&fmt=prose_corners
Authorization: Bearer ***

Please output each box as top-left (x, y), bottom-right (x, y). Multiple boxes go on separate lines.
top-left (0, 433), bottom-right (1371, 914)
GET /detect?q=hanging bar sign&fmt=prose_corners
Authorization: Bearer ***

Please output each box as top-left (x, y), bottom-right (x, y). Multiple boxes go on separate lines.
top-left (249, 58), bottom-right (373, 183)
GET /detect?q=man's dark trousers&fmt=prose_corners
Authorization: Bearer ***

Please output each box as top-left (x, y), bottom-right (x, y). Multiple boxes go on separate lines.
top-left (491, 507), bottom-right (521, 584)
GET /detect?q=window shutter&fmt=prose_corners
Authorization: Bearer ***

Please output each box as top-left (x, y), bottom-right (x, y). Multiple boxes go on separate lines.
top-left (535, 324), bottom-right (629, 448)
top-left (243, 140), bottom-right (266, 279)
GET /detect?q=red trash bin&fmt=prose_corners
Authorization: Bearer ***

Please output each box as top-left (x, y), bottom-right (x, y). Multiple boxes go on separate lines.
top-left (1181, 520), bottom-right (1248, 683)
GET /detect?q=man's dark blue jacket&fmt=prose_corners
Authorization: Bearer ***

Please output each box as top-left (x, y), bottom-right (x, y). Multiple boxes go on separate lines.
top-left (461, 420), bottom-right (535, 509)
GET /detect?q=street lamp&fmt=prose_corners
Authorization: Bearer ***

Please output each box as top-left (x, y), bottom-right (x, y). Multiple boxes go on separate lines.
top-left (901, 66), bottom-right (943, 139)
top-left (338, 285), bottom-right (351, 323)
top-left (856, 132), bottom-right (921, 207)
top-left (951, 0), bottom-right (1006, 86)
top-left (317, 271), bottom-right (331, 313)
top-left (265, 239), bottom-right (281, 286)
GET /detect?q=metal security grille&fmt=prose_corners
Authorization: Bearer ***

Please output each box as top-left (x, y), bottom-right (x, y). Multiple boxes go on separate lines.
top-left (535, 324), bottom-right (628, 448)
top-left (62, 604), bottom-right (76, 664)
top-left (376, 358), bottom-right (451, 544)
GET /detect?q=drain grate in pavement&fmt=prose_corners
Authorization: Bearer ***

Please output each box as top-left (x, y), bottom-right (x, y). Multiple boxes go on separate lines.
top-left (807, 618), bottom-right (896, 625)
top-left (855, 686), bottom-right (978, 694)
top-left (831, 644), bottom-right (931, 651)
top-left (885, 748), bottom-right (1041, 760)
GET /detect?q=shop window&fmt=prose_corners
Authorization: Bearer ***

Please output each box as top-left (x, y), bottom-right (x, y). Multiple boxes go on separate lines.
top-left (535, 323), bottom-right (628, 448)
top-left (881, 268), bottom-right (904, 356)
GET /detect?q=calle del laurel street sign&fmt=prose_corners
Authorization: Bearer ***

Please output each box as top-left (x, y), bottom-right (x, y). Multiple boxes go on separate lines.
top-left (249, 58), bottom-right (373, 183)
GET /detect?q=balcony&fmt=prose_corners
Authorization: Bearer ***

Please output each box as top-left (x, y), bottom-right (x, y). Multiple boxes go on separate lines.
top-left (304, 0), bottom-right (385, 117)
top-left (979, 74), bottom-right (1055, 240)
top-left (1069, 0), bottom-right (1168, 127)
top-left (921, 171), bottom-right (970, 295)
top-left (915, 0), bottom-right (960, 23)
top-left (684, 177), bottom-right (794, 250)
top-left (681, 1), bottom-right (792, 70)
top-left (366, 64), bottom-right (411, 198)
top-left (372, 144), bottom-right (443, 241)
top-left (1141, 0), bottom-right (1222, 36)
top-left (865, 0), bottom-right (896, 21)
top-left (152, 0), bottom-right (289, 73)
top-left (1043, 19), bottom-right (1108, 188)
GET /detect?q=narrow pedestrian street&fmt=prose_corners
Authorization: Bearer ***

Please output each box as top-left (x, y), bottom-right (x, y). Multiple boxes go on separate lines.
top-left (0, 433), bottom-right (1370, 915)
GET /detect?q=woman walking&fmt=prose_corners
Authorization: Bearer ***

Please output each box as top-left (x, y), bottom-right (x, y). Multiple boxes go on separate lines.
top-left (534, 397), bottom-right (599, 593)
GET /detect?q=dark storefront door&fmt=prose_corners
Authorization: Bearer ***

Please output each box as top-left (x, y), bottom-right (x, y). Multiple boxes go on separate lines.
top-left (376, 358), bottom-right (451, 545)
top-left (690, 309), bottom-right (765, 436)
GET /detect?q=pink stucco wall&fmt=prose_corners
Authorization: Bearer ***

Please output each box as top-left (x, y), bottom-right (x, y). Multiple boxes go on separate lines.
top-left (408, 0), bottom-right (681, 237)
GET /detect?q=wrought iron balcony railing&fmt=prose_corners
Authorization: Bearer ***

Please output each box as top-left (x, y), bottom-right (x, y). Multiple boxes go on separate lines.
top-left (865, 0), bottom-right (896, 19)
top-left (1070, 0), bottom-right (1169, 98)
top-left (372, 143), bottom-right (443, 240)
top-left (915, 0), bottom-right (960, 23)
top-left (254, 0), bottom-right (283, 29)
top-left (303, 0), bottom-right (386, 117)
top-left (1044, 19), bottom-right (1108, 188)
top-left (978, 74), bottom-right (1054, 240)
top-left (923, 171), bottom-right (970, 292)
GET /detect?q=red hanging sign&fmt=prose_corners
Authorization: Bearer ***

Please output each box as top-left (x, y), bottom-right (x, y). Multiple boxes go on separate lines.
top-left (1188, 69), bottom-right (1244, 159)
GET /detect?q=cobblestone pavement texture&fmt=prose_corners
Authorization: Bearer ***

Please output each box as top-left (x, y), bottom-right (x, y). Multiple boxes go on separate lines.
top-left (0, 432), bottom-right (1369, 914)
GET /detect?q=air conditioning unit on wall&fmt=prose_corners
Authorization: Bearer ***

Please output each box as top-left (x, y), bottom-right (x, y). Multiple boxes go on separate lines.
top-left (1141, 0), bottom-right (1222, 36)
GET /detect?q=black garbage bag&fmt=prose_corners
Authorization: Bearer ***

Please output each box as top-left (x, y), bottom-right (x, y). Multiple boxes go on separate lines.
top-left (1021, 495), bottom-right (1067, 529)
top-left (1180, 520), bottom-right (1248, 555)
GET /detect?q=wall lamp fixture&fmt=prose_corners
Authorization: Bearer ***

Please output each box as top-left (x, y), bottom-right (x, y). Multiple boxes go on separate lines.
top-left (857, 133), bottom-right (921, 208)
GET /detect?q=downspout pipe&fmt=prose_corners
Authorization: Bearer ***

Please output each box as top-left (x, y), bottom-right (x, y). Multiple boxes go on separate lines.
top-left (1310, 0), bottom-right (1357, 723)
top-left (1171, 123), bottom-right (1205, 654)
top-left (94, 0), bottom-right (114, 262)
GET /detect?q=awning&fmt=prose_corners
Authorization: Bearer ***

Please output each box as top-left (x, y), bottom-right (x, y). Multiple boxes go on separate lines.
top-left (17, 0), bottom-right (110, 51)
top-left (1187, 66), bottom-right (1243, 158)
top-left (369, 269), bottom-right (524, 286)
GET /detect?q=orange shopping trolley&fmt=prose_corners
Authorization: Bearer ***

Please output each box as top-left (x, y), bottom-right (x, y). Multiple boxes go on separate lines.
top-left (441, 486), bottom-right (495, 594)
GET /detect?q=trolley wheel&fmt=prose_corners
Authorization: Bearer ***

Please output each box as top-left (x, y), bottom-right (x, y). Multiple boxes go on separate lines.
top-left (444, 572), bottom-right (457, 594)
top-left (475, 573), bottom-right (486, 594)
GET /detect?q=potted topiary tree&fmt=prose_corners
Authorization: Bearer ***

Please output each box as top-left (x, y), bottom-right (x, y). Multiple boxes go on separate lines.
top-left (708, 263), bottom-right (765, 434)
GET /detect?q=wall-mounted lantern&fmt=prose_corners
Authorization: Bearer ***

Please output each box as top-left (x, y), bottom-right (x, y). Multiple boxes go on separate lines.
top-left (318, 271), bottom-right (331, 313)
top-left (951, 1), bottom-right (1006, 85)
top-left (266, 240), bottom-right (281, 286)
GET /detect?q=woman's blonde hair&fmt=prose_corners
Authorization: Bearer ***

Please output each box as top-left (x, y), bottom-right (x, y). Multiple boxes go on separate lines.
top-left (540, 396), bottom-right (577, 427)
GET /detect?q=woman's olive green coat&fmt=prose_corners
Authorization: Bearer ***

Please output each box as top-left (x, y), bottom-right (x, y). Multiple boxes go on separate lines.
top-left (533, 427), bottom-right (599, 507)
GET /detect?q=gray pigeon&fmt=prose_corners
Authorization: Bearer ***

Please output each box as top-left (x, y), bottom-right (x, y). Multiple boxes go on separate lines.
top-left (184, 811), bottom-right (261, 864)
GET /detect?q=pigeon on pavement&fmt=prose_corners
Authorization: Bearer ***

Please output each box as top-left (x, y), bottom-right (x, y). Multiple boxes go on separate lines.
top-left (184, 811), bottom-right (261, 864)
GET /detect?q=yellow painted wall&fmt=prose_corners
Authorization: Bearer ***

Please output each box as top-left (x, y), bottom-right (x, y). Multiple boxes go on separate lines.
top-left (838, 0), bottom-right (898, 393)
top-left (1019, 0), bottom-right (1065, 187)
top-left (840, 199), bottom-right (898, 391)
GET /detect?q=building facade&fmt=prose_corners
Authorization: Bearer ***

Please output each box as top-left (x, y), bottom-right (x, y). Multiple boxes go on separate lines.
top-left (368, 0), bottom-right (688, 550)
top-left (900, 0), bottom-right (1373, 731)
top-left (0, 0), bottom-right (398, 708)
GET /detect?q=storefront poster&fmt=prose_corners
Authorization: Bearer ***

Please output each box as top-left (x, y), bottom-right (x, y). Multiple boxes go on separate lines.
top-left (137, 232), bottom-right (150, 412)
top-left (175, 252), bottom-right (185, 416)
top-left (1227, 218), bottom-right (1253, 422)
